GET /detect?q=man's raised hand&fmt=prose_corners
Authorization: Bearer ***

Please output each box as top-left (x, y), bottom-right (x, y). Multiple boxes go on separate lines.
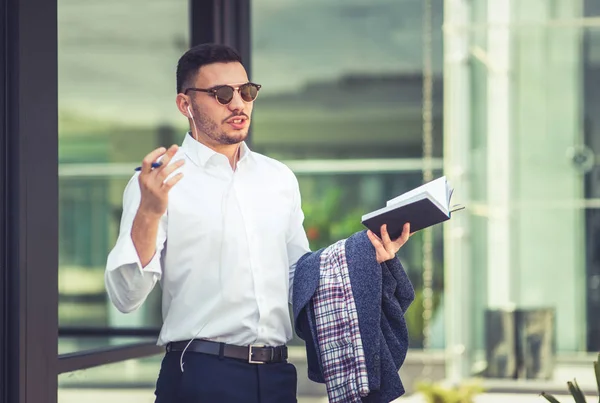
top-left (137, 145), bottom-right (185, 218)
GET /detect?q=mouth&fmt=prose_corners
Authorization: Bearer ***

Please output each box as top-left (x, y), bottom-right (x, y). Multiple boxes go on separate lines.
top-left (226, 116), bottom-right (249, 130)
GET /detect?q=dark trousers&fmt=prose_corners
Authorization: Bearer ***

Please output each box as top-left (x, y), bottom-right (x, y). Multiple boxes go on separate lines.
top-left (154, 351), bottom-right (298, 403)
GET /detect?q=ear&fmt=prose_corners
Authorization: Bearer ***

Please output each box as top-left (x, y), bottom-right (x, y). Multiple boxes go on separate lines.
top-left (175, 93), bottom-right (191, 118)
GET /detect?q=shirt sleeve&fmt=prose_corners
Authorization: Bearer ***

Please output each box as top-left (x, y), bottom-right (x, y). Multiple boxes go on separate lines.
top-left (286, 173), bottom-right (311, 302)
top-left (104, 173), bottom-right (167, 313)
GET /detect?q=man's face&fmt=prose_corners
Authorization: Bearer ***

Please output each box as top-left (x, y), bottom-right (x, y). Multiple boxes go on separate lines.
top-left (187, 62), bottom-right (253, 146)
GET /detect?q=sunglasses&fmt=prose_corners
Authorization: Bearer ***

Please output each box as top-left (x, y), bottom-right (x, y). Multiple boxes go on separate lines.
top-left (184, 82), bottom-right (261, 105)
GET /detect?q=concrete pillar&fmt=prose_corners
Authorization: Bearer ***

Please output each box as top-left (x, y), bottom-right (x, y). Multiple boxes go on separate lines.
top-left (443, 0), bottom-right (473, 382)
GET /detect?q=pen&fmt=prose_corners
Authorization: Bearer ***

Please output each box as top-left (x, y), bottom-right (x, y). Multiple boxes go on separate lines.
top-left (134, 161), bottom-right (163, 172)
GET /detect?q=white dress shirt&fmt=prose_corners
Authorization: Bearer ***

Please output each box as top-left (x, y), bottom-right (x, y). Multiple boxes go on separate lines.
top-left (105, 133), bottom-right (311, 347)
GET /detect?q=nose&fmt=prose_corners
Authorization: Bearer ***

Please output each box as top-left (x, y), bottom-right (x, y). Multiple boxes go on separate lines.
top-left (227, 89), bottom-right (245, 112)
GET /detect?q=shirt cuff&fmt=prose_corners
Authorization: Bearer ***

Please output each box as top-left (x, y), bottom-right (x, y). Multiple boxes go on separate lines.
top-left (106, 232), bottom-right (162, 278)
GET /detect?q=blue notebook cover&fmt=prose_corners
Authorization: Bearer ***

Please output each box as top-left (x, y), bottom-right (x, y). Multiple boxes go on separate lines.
top-left (361, 177), bottom-right (460, 239)
top-left (361, 194), bottom-right (451, 239)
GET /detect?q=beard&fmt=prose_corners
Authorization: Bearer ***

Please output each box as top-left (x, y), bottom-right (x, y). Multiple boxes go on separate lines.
top-left (191, 103), bottom-right (248, 145)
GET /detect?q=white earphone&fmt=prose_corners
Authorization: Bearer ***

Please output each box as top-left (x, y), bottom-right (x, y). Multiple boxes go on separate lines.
top-left (186, 104), bottom-right (198, 140)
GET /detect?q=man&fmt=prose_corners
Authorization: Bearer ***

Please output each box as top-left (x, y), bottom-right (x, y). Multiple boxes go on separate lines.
top-left (105, 43), bottom-right (410, 403)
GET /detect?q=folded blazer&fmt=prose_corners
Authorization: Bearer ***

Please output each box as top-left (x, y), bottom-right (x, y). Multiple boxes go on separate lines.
top-left (293, 230), bottom-right (416, 403)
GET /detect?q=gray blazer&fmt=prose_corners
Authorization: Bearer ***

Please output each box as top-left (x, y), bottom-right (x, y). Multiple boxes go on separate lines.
top-left (292, 230), bottom-right (415, 403)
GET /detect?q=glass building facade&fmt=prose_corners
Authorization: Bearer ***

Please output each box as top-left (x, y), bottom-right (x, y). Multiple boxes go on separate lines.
top-left (443, 0), bottom-right (600, 379)
top-left (1, 0), bottom-right (598, 402)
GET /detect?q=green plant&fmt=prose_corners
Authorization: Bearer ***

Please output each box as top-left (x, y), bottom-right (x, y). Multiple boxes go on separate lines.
top-left (415, 380), bottom-right (485, 403)
top-left (404, 288), bottom-right (442, 347)
top-left (541, 353), bottom-right (600, 403)
top-left (301, 187), bottom-right (365, 250)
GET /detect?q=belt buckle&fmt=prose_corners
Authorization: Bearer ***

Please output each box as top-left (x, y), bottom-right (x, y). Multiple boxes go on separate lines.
top-left (248, 344), bottom-right (267, 364)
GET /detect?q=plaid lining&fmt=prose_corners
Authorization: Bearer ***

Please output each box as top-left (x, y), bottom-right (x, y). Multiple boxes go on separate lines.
top-left (313, 239), bottom-right (369, 403)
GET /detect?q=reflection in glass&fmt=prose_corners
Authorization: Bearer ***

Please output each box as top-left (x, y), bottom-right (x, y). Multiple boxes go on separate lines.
top-left (58, 0), bottom-right (448, 355)
top-left (56, 348), bottom-right (326, 401)
top-left (58, 336), bottom-right (156, 355)
top-left (444, 1), bottom-right (600, 378)
top-left (251, 0), bottom-right (446, 349)
top-left (251, 0), bottom-right (444, 160)
top-left (58, 355), bottom-right (162, 402)
top-left (58, 0), bottom-right (189, 353)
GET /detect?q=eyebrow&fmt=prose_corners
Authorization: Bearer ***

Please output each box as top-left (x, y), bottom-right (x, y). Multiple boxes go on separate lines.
top-left (207, 81), bottom-right (250, 89)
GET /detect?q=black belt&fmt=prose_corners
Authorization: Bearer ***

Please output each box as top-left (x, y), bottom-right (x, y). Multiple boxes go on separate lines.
top-left (166, 339), bottom-right (288, 364)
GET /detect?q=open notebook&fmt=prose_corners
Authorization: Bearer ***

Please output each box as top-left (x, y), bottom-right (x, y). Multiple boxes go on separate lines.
top-left (361, 176), bottom-right (462, 239)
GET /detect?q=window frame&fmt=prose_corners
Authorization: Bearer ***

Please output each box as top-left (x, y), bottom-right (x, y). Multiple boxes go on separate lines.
top-left (2, 0), bottom-right (59, 401)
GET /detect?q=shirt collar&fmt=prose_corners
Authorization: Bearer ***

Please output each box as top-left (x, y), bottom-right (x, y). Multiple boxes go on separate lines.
top-left (181, 132), bottom-right (253, 167)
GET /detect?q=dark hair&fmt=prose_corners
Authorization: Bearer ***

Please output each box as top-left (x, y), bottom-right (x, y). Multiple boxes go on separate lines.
top-left (176, 43), bottom-right (242, 94)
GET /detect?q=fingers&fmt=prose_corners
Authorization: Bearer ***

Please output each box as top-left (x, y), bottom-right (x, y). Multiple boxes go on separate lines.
top-left (141, 147), bottom-right (167, 174)
top-left (381, 224), bottom-right (392, 245)
top-left (369, 223), bottom-right (412, 262)
top-left (139, 144), bottom-right (185, 194)
top-left (154, 144), bottom-right (179, 174)
top-left (368, 229), bottom-right (391, 263)
top-left (158, 158), bottom-right (185, 182)
top-left (367, 230), bottom-right (383, 248)
top-left (163, 172), bottom-right (184, 190)
top-left (383, 223), bottom-right (411, 247)
top-left (398, 222), bottom-right (411, 244)
top-left (141, 144), bottom-right (179, 176)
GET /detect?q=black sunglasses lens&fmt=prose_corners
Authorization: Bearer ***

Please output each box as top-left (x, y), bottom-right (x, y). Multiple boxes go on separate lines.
top-left (240, 84), bottom-right (259, 102)
top-left (215, 86), bottom-right (234, 104)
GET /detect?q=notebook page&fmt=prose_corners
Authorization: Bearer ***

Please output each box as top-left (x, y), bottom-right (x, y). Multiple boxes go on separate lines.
top-left (428, 178), bottom-right (450, 214)
top-left (447, 183), bottom-right (454, 205)
top-left (387, 176), bottom-right (449, 213)
top-left (362, 193), bottom-right (426, 222)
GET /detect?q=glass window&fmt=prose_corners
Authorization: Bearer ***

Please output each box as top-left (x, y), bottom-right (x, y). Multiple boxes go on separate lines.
top-left (58, 336), bottom-right (157, 355)
top-left (57, 347), bottom-right (326, 401)
top-left (58, 0), bottom-right (190, 353)
top-left (251, 0), bottom-right (445, 349)
top-left (444, 0), bottom-right (600, 377)
top-left (58, 355), bottom-right (163, 402)
top-left (583, 0), bottom-right (600, 352)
